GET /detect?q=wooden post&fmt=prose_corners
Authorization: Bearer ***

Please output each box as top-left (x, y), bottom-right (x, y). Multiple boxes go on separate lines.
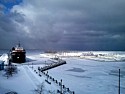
top-left (38, 67), bottom-right (40, 75)
top-left (47, 71), bottom-right (48, 81)
top-left (32, 63), bottom-right (33, 69)
top-left (60, 79), bottom-right (63, 94)
top-left (118, 69), bottom-right (120, 94)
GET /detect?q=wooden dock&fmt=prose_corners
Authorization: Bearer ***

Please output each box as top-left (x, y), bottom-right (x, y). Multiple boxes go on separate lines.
top-left (40, 60), bottom-right (66, 72)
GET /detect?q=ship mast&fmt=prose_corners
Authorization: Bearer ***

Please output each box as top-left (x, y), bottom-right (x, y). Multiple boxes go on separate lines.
top-left (18, 41), bottom-right (21, 47)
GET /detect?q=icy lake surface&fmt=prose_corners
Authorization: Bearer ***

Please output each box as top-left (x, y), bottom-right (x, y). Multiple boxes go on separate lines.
top-left (0, 50), bottom-right (125, 94)
top-left (48, 58), bottom-right (125, 94)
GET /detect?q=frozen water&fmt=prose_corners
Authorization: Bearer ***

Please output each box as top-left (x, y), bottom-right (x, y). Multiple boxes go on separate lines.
top-left (47, 58), bottom-right (125, 94)
top-left (66, 67), bottom-right (86, 72)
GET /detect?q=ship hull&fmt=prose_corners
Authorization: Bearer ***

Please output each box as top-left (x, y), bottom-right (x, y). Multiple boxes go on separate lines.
top-left (10, 51), bottom-right (26, 63)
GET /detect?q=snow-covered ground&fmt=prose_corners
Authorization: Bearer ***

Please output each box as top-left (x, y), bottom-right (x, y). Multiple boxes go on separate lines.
top-left (0, 50), bottom-right (125, 94)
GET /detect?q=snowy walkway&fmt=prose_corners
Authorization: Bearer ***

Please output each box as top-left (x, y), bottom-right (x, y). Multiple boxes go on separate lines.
top-left (23, 66), bottom-right (41, 87)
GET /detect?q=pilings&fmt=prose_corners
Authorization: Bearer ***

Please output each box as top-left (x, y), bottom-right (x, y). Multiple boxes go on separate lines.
top-left (30, 59), bottom-right (74, 94)
top-left (34, 66), bottom-right (75, 94)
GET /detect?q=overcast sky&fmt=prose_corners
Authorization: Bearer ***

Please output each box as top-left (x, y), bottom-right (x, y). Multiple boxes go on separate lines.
top-left (0, 0), bottom-right (125, 50)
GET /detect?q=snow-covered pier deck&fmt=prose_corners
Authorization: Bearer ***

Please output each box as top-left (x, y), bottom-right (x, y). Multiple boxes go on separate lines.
top-left (40, 60), bottom-right (66, 72)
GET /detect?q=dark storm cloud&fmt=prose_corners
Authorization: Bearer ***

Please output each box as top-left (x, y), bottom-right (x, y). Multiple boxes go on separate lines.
top-left (0, 0), bottom-right (125, 50)
top-left (0, 12), bottom-right (25, 49)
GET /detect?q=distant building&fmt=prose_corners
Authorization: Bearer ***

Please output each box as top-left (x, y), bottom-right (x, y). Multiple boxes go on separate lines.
top-left (81, 52), bottom-right (94, 56)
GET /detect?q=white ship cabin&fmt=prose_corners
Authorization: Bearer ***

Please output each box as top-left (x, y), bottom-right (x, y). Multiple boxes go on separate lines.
top-left (15, 45), bottom-right (24, 51)
top-left (12, 43), bottom-right (25, 52)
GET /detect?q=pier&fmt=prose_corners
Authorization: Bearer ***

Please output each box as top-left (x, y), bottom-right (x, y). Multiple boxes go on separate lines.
top-left (40, 60), bottom-right (66, 72)
top-left (34, 67), bottom-right (75, 94)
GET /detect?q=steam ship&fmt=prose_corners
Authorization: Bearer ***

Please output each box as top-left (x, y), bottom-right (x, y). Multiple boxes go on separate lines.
top-left (10, 42), bottom-right (26, 63)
